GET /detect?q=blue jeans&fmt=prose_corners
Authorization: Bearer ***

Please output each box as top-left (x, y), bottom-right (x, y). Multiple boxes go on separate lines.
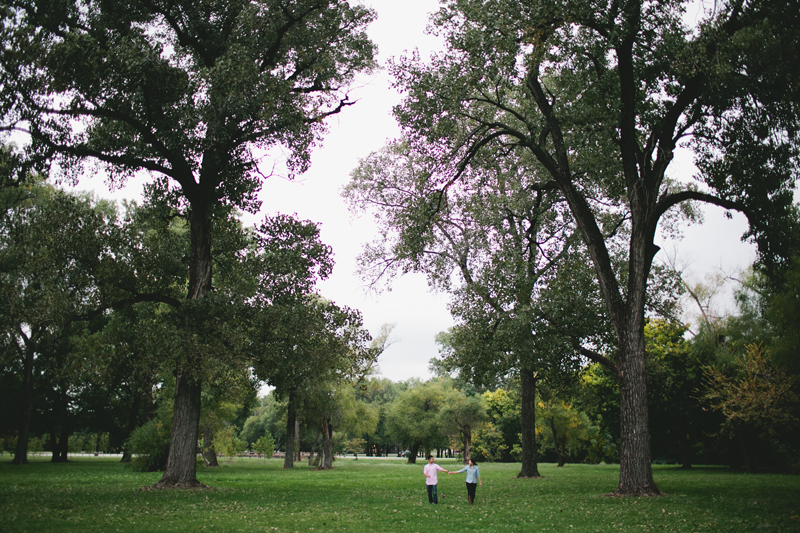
top-left (426, 484), bottom-right (438, 504)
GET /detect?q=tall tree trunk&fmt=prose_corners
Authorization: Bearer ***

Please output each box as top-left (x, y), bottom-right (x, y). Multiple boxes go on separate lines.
top-left (738, 426), bottom-right (754, 472)
top-left (154, 368), bottom-right (203, 487)
top-left (679, 428), bottom-right (693, 470)
top-left (462, 426), bottom-right (472, 464)
top-left (121, 389), bottom-right (141, 463)
top-left (517, 367), bottom-right (541, 478)
top-left (319, 417), bottom-right (334, 469)
top-left (154, 205), bottom-right (211, 488)
top-left (615, 325), bottom-right (658, 495)
top-left (586, 192), bottom-right (659, 495)
top-left (50, 389), bottom-right (69, 463)
top-left (407, 442), bottom-right (421, 464)
top-left (284, 390), bottom-right (297, 469)
top-left (308, 434), bottom-right (321, 467)
top-left (12, 335), bottom-right (37, 465)
top-left (295, 419), bottom-right (301, 462)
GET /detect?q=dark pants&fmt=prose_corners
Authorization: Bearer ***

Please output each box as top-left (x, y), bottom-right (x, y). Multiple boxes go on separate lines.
top-left (426, 484), bottom-right (438, 504)
top-left (466, 482), bottom-right (477, 505)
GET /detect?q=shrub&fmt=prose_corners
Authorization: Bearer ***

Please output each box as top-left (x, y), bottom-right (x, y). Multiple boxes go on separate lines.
top-left (68, 435), bottom-right (85, 453)
top-left (126, 416), bottom-right (172, 472)
top-left (27, 435), bottom-right (46, 453)
top-left (4, 436), bottom-right (17, 455)
top-left (253, 433), bottom-right (275, 460)
top-left (215, 426), bottom-right (246, 462)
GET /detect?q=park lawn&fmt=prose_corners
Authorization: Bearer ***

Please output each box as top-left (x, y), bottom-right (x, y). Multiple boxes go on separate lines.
top-left (0, 456), bottom-right (798, 532)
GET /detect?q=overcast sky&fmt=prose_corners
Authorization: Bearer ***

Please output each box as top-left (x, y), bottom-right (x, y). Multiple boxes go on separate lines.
top-left (82, 0), bottom-right (756, 384)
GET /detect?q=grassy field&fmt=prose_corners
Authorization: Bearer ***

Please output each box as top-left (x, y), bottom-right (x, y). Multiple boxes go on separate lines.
top-left (0, 456), bottom-right (798, 532)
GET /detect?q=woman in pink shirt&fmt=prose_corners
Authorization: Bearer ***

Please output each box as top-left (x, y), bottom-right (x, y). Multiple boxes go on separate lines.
top-left (423, 455), bottom-right (450, 504)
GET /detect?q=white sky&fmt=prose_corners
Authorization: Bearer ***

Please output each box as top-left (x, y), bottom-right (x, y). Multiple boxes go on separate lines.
top-left (78, 0), bottom-right (756, 383)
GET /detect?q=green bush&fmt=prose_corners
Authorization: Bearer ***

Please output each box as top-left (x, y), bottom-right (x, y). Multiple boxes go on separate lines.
top-left (97, 432), bottom-right (111, 453)
top-left (581, 426), bottom-right (618, 464)
top-left (68, 435), bottom-right (85, 453)
top-left (215, 426), bottom-right (246, 462)
top-left (28, 435), bottom-right (46, 453)
top-left (126, 416), bottom-right (172, 472)
top-left (4, 436), bottom-right (17, 455)
top-left (471, 423), bottom-right (509, 462)
top-left (88, 433), bottom-right (99, 453)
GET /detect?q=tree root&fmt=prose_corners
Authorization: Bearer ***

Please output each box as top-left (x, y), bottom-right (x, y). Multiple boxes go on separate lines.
top-left (143, 479), bottom-right (210, 490)
top-left (604, 488), bottom-right (665, 497)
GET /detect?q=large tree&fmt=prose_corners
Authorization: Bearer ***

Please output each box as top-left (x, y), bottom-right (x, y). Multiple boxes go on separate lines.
top-left (347, 143), bottom-right (592, 477)
top-left (385, 380), bottom-right (450, 463)
top-left (385, 0), bottom-right (799, 495)
top-left (302, 378), bottom-right (379, 469)
top-left (0, 0), bottom-right (376, 487)
top-left (0, 183), bottom-right (114, 464)
top-left (243, 215), bottom-right (340, 469)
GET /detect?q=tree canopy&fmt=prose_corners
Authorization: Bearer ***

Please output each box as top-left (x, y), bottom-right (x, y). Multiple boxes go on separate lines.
top-left (0, 0), bottom-right (377, 487)
top-left (374, 0), bottom-right (799, 495)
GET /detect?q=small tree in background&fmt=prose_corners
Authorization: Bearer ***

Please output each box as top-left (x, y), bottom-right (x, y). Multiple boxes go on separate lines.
top-left (703, 344), bottom-right (800, 471)
top-left (254, 433), bottom-right (275, 461)
top-left (385, 380), bottom-right (449, 463)
top-left (343, 437), bottom-right (367, 459)
top-left (537, 400), bottom-right (589, 467)
top-left (214, 427), bottom-right (246, 463)
top-left (438, 389), bottom-right (487, 463)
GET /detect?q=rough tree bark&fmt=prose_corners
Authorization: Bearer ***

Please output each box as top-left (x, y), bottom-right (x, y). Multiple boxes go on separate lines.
top-left (295, 419), bottom-right (301, 462)
top-left (284, 390), bottom-right (297, 469)
top-left (153, 206), bottom-right (212, 488)
top-left (155, 368), bottom-right (203, 487)
top-left (12, 332), bottom-right (37, 466)
top-left (319, 417), bottom-right (334, 469)
top-left (517, 367), bottom-right (541, 478)
top-left (461, 426), bottom-right (472, 464)
top-left (407, 442), bottom-right (421, 464)
top-left (49, 390), bottom-right (69, 463)
top-left (615, 316), bottom-right (656, 495)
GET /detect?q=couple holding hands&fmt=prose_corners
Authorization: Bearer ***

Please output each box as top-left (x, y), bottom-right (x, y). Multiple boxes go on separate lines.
top-left (423, 455), bottom-right (482, 505)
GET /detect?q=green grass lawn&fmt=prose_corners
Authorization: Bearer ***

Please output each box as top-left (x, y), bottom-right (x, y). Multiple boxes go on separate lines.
top-left (1, 456), bottom-right (798, 532)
